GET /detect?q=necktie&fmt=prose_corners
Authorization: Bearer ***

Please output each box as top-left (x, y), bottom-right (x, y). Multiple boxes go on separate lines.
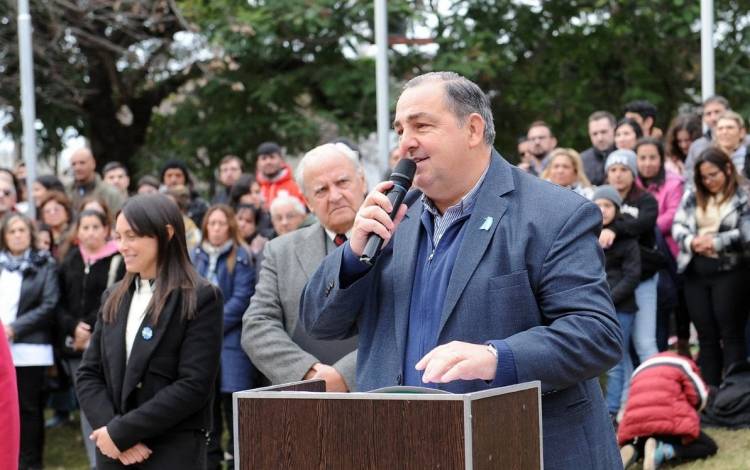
top-left (334, 234), bottom-right (347, 247)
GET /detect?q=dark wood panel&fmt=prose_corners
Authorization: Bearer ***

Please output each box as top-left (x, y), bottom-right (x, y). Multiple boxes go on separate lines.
top-left (237, 398), bottom-right (465, 469)
top-left (471, 388), bottom-right (540, 469)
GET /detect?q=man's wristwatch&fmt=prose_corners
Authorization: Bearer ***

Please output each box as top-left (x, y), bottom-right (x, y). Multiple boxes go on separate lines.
top-left (486, 343), bottom-right (498, 359)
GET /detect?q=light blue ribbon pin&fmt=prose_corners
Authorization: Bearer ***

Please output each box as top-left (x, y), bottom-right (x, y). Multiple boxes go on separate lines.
top-left (480, 216), bottom-right (493, 231)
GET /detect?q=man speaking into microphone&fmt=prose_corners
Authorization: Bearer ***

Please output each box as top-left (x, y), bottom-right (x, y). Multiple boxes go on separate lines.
top-left (300, 72), bottom-right (623, 469)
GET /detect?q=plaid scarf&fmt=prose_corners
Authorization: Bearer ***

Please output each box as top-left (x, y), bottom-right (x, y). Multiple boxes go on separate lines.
top-left (0, 250), bottom-right (33, 274)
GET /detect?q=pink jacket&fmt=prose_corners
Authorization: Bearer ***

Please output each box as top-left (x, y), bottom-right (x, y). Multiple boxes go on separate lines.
top-left (638, 171), bottom-right (684, 258)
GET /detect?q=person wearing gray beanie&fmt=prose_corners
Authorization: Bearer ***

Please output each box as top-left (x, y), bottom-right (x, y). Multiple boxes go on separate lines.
top-left (601, 145), bottom-right (661, 422)
top-left (605, 149), bottom-right (638, 177)
top-left (592, 185), bottom-right (623, 209)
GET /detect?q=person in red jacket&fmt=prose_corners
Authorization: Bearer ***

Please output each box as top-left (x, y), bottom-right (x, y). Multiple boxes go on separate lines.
top-left (255, 142), bottom-right (305, 210)
top-left (0, 320), bottom-right (20, 470)
top-left (618, 352), bottom-right (717, 469)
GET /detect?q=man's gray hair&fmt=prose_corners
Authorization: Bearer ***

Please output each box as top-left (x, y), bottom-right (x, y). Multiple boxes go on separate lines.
top-left (269, 193), bottom-right (306, 217)
top-left (403, 71), bottom-right (496, 146)
top-left (294, 142), bottom-right (362, 194)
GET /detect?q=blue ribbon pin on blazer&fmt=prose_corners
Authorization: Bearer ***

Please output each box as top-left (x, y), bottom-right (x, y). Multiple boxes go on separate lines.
top-left (480, 216), bottom-right (493, 231)
top-left (141, 326), bottom-right (153, 341)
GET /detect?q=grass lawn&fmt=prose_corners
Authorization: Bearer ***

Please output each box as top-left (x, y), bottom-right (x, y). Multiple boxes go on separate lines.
top-left (45, 412), bottom-right (88, 470)
top-left (43, 411), bottom-right (749, 469)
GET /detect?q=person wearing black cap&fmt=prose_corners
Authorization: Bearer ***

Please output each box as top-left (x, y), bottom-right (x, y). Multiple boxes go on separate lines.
top-left (254, 142), bottom-right (305, 210)
top-left (159, 160), bottom-right (209, 227)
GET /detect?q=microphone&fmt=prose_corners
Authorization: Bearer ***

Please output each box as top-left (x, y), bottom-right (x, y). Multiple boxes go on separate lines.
top-left (359, 158), bottom-right (417, 265)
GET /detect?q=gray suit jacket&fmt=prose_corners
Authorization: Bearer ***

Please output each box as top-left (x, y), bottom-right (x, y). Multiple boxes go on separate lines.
top-left (241, 223), bottom-right (357, 389)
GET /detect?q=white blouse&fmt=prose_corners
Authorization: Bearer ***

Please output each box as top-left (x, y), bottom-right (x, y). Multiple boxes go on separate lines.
top-left (0, 269), bottom-right (54, 367)
top-left (125, 279), bottom-right (154, 363)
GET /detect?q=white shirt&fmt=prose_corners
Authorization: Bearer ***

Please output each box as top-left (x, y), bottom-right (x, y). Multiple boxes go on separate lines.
top-left (0, 269), bottom-right (22, 326)
top-left (125, 279), bottom-right (154, 363)
top-left (324, 228), bottom-right (353, 243)
top-left (0, 268), bottom-right (54, 367)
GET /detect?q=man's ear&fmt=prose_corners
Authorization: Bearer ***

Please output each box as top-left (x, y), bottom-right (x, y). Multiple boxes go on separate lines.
top-left (466, 113), bottom-right (486, 148)
top-left (166, 224), bottom-right (175, 241)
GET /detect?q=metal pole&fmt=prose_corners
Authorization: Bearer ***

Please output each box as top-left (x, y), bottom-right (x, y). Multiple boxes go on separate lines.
top-left (18, 0), bottom-right (37, 218)
top-left (700, 0), bottom-right (715, 102)
top-left (374, 0), bottom-right (389, 174)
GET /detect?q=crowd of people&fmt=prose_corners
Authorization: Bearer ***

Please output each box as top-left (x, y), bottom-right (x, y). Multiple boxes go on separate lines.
top-left (0, 141), bottom-right (350, 470)
top-left (0, 86), bottom-right (748, 469)
top-left (519, 95), bottom-right (750, 468)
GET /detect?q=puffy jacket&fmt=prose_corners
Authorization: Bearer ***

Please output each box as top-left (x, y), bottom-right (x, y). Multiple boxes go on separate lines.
top-left (256, 163), bottom-right (305, 210)
top-left (617, 352), bottom-right (709, 445)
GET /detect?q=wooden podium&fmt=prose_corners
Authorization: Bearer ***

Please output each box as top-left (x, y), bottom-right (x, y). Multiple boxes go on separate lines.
top-left (233, 380), bottom-right (541, 469)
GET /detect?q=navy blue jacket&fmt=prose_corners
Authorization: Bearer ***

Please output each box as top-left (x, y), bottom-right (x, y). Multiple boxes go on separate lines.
top-left (193, 243), bottom-right (256, 392)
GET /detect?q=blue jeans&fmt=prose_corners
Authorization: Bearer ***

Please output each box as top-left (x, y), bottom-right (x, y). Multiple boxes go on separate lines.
top-left (606, 311), bottom-right (635, 414)
top-left (632, 273), bottom-right (659, 363)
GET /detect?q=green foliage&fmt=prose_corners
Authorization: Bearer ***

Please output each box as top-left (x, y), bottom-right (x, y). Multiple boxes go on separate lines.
top-left (2, 0), bottom-right (749, 176)
top-left (0, 1), bottom-right (199, 168)
top-left (388, 0), bottom-right (749, 160)
top-left (139, 0), bottom-right (412, 182)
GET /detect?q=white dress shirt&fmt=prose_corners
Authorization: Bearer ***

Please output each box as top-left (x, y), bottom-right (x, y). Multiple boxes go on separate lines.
top-left (125, 278), bottom-right (154, 363)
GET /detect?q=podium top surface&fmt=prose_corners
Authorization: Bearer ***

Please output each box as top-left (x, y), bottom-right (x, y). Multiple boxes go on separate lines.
top-left (234, 380), bottom-right (540, 401)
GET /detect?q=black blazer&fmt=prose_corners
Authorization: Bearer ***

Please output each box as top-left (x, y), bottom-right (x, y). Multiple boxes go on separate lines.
top-left (76, 280), bottom-right (223, 453)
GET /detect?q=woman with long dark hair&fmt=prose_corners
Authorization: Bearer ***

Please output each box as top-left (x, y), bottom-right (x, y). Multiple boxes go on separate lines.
top-left (0, 212), bottom-right (59, 470)
top-left (664, 114), bottom-right (703, 175)
top-left (192, 204), bottom-right (256, 468)
top-left (672, 147), bottom-right (750, 386)
top-left (636, 137), bottom-right (684, 258)
top-left (635, 137), bottom-right (689, 355)
top-left (76, 194), bottom-right (223, 469)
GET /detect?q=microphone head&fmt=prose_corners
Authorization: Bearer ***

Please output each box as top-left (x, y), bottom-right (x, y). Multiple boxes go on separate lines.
top-left (389, 158), bottom-right (417, 189)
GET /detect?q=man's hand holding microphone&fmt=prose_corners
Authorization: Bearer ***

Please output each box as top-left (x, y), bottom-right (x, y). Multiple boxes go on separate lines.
top-left (347, 158), bottom-right (498, 384)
